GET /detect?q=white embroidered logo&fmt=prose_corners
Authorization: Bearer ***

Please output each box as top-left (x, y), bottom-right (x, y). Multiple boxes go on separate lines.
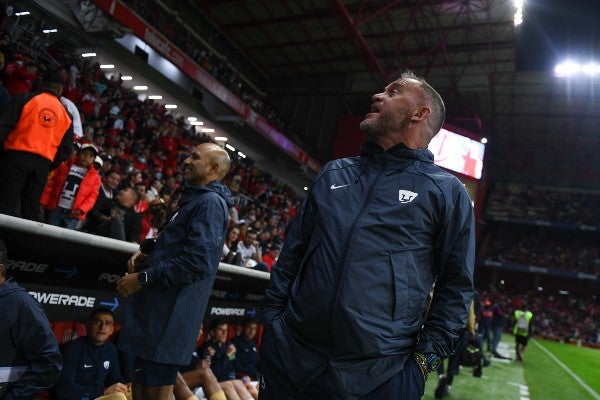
top-left (330, 184), bottom-right (349, 190)
top-left (398, 190), bottom-right (418, 203)
top-left (103, 361), bottom-right (110, 370)
top-left (83, 364), bottom-right (93, 368)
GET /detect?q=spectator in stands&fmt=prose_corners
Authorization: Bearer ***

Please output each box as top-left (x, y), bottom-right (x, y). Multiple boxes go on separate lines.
top-left (235, 229), bottom-right (266, 271)
top-left (84, 186), bottom-right (141, 242)
top-left (54, 308), bottom-right (129, 399)
top-left (230, 317), bottom-right (260, 381)
top-left (40, 144), bottom-right (101, 230)
top-left (145, 178), bottom-right (163, 204)
top-left (116, 143), bottom-right (233, 400)
top-left (60, 96), bottom-right (83, 139)
top-left (513, 303), bottom-right (534, 362)
top-left (261, 243), bottom-right (281, 272)
top-left (222, 225), bottom-right (242, 266)
top-left (0, 239), bottom-right (62, 398)
top-left (133, 182), bottom-right (149, 215)
top-left (261, 71), bottom-right (475, 399)
top-left (0, 71), bottom-right (74, 220)
top-left (4, 57), bottom-right (39, 96)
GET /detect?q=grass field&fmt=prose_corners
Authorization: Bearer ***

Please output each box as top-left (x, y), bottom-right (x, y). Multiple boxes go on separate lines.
top-left (421, 335), bottom-right (600, 400)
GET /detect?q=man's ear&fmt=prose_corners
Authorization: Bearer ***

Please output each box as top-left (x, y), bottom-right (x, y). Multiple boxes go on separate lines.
top-left (411, 105), bottom-right (431, 122)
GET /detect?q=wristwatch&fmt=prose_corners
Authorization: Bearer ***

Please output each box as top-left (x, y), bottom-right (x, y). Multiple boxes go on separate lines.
top-left (138, 271), bottom-right (149, 285)
top-left (413, 352), bottom-right (441, 380)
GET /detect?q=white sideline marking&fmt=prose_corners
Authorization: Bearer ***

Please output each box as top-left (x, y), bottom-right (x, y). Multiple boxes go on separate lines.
top-left (532, 340), bottom-right (600, 400)
top-left (508, 381), bottom-right (530, 400)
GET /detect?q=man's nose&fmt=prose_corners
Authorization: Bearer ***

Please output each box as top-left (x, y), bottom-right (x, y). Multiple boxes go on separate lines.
top-left (371, 92), bottom-right (384, 102)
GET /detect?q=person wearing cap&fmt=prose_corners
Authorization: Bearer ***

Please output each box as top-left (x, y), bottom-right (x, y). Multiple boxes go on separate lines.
top-left (40, 143), bottom-right (101, 230)
top-left (0, 71), bottom-right (74, 220)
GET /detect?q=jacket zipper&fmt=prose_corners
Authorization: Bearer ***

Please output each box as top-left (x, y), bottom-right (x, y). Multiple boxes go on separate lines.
top-left (328, 166), bottom-right (386, 346)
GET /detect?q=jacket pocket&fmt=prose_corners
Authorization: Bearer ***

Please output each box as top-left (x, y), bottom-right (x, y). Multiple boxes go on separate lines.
top-left (390, 250), bottom-right (410, 321)
top-left (290, 238), bottom-right (321, 298)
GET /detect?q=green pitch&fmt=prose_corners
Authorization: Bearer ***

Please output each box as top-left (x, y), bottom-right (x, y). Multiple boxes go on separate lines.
top-left (422, 335), bottom-right (600, 400)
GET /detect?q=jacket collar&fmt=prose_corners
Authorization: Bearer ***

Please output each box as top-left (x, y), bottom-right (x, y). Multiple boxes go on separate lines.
top-left (180, 180), bottom-right (235, 207)
top-left (359, 139), bottom-right (434, 166)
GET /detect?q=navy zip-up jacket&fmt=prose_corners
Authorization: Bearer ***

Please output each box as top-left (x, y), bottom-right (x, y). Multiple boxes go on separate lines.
top-left (0, 278), bottom-right (62, 399)
top-left (262, 141), bottom-right (475, 399)
top-left (54, 337), bottom-right (124, 400)
top-left (118, 181), bottom-right (234, 365)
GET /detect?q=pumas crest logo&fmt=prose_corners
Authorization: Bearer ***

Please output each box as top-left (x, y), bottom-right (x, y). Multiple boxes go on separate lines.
top-left (103, 361), bottom-right (110, 369)
top-left (398, 190), bottom-right (418, 203)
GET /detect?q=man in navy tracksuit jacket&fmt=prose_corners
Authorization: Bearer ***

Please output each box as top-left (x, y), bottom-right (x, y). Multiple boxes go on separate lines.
top-left (261, 71), bottom-right (475, 400)
top-left (54, 308), bottom-right (128, 399)
top-left (0, 240), bottom-right (62, 399)
top-left (116, 143), bottom-right (233, 400)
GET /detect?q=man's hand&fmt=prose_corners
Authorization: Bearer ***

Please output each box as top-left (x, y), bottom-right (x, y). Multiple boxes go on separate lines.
top-left (127, 251), bottom-right (145, 273)
top-left (226, 344), bottom-right (236, 357)
top-left (116, 273), bottom-right (141, 298)
top-left (104, 382), bottom-right (129, 394)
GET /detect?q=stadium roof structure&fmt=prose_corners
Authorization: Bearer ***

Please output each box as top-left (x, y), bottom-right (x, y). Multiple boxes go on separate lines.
top-left (176, 0), bottom-right (600, 190)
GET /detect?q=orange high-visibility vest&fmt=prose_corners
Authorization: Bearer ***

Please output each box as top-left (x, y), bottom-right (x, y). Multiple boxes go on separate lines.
top-left (4, 92), bottom-right (72, 161)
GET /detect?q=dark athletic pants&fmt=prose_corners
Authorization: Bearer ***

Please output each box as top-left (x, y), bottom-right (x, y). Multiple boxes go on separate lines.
top-left (0, 151), bottom-right (51, 220)
top-left (259, 328), bottom-right (425, 400)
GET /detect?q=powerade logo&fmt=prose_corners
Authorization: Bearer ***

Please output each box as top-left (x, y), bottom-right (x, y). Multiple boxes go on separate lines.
top-left (29, 292), bottom-right (95, 308)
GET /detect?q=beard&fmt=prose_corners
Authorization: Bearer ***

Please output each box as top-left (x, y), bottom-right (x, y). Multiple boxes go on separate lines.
top-left (360, 110), bottom-right (409, 138)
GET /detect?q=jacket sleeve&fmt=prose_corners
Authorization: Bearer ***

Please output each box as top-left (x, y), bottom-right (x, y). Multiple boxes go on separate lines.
top-left (6, 299), bottom-right (62, 399)
top-left (40, 164), bottom-right (67, 207)
top-left (145, 195), bottom-right (227, 288)
top-left (414, 183), bottom-right (475, 357)
top-left (0, 94), bottom-right (28, 144)
top-left (262, 185), bottom-right (318, 326)
top-left (104, 345), bottom-right (125, 386)
top-left (53, 341), bottom-right (91, 399)
top-left (76, 173), bottom-right (101, 215)
top-left (50, 121), bottom-right (74, 171)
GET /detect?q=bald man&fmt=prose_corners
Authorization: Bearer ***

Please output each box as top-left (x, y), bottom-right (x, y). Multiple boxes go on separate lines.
top-left (117, 143), bottom-right (233, 400)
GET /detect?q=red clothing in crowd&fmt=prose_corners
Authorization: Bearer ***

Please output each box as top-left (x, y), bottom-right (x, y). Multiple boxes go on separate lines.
top-left (40, 159), bottom-right (101, 220)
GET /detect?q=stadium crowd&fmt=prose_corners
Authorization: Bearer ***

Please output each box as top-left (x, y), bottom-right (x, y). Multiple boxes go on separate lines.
top-left (485, 183), bottom-right (600, 226)
top-left (480, 226), bottom-right (600, 276)
top-left (0, 18), bottom-right (300, 272)
top-left (1, 9), bottom-right (599, 399)
top-left (118, 0), bottom-right (316, 159)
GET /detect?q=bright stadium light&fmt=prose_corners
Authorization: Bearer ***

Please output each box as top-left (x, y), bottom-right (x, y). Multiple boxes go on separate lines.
top-left (214, 137), bottom-right (228, 142)
top-left (201, 128), bottom-right (215, 133)
top-left (42, 29), bottom-right (58, 33)
top-left (514, 0), bottom-right (524, 26)
top-left (582, 62), bottom-right (600, 76)
top-left (164, 104), bottom-right (177, 109)
top-left (148, 95), bottom-right (162, 100)
top-left (81, 52), bottom-right (96, 57)
top-left (15, 11), bottom-right (30, 16)
top-left (121, 75), bottom-right (133, 81)
top-left (225, 144), bottom-right (236, 152)
top-left (555, 61), bottom-right (581, 77)
top-left (555, 60), bottom-right (600, 77)
top-left (237, 151), bottom-right (246, 158)
top-left (190, 121), bottom-right (203, 126)
top-left (100, 64), bottom-right (114, 69)
top-left (187, 117), bottom-right (197, 121)
top-left (304, 186), bottom-right (308, 191)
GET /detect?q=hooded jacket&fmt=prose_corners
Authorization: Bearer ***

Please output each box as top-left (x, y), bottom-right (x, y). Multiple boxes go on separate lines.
top-left (118, 181), bottom-right (234, 365)
top-left (262, 141), bottom-right (475, 399)
top-left (40, 159), bottom-right (101, 220)
top-left (0, 278), bottom-right (62, 399)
